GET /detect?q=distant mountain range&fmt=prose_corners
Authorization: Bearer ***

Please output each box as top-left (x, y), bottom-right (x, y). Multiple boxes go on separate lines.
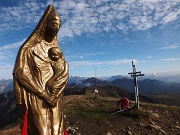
top-left (1, 71), bottom-right (180, 94)
top-left (105, 71), bottom-right (180, 83)
top-left (69, 77), bottom-right (180, 94)
top-left (69, 71), bottom-right (180, 83)
top-left (0, 79), bottom-right (14, 94)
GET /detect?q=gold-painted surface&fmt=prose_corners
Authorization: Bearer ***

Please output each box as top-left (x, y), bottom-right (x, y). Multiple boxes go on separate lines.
top-left (13, 5), bottom-right (68, 135)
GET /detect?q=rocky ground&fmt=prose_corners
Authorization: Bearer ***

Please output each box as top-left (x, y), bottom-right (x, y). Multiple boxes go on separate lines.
top-left (0, 87), bottom-right (180, 135)
top-left (63, 95), bottom-right (180, 135)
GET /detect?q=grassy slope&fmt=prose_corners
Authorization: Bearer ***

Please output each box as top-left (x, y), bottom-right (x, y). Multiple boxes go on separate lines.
top-left (63, 95), bottom-right (180, 135)
top-left (1, 86), bottom-right (180, 135)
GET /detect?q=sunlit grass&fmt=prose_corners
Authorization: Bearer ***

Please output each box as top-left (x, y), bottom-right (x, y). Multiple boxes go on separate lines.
top-left (0, 125), bottom-right (20, 135)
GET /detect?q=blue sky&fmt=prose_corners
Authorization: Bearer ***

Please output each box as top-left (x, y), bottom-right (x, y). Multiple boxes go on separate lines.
top-left (0, 0), bottom-right (180, 79)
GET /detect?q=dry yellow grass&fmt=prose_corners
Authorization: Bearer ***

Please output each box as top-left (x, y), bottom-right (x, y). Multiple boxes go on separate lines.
top-left (0, 124), bottom-right (20, 135)
top-left (1, 95), bottom-right (180, 135)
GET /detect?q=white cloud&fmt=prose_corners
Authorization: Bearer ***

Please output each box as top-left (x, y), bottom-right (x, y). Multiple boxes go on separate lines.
top-left (0, 0), bottom-right (179, 41)
top-left (159, 45), bottom-right (179, 50)
top-left (0, 53), bottom-right (6, 60)
top-left (159, 58), bottom-right (180, 61)
top-left (76, 2), bottom-right (86, 12)
top-left (66, 52), bottom-right (109, 61)
top-left (91, 52), bottom-right (107, 56)
top-left (146, 56), bottom-right (153, 58)
top-left (80, 56), bottom-right (84, 59)
top-left (0, 39), bottom-right (26, 51)
top-left (0, 39), bottom-right (26, 60)
top-left (140, 0), bottom-right (180, 2)
top-left (69, 59), bottom-right (144, 69)
top-left (162, 10), bottom-right (180, 24)
top-left (0, 65), bottom-right (14, 79)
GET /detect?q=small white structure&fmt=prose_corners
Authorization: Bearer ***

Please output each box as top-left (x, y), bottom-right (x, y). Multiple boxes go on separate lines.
top-left (94, 89), bottom-right (98, 98)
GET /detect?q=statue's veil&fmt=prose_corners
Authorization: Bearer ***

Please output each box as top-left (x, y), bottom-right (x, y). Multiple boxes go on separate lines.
top-left (24, 5), bottom-right (61, 46)
top-left (13, 5), bottom-right (61, 74)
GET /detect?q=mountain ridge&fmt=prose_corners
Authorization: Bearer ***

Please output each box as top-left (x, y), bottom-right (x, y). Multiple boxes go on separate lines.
top-left (1, 73), bottom-right (180, 94)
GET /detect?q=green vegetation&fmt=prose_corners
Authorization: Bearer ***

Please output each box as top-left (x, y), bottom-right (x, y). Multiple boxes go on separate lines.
top-left (65, 96), bottom-right (152, 122)
top-left (65, 97), bottom-right (114, 121)
top-left (74, 106), bottom-right (108, 121)
top-left (123, 108), bottom-right (150, 119)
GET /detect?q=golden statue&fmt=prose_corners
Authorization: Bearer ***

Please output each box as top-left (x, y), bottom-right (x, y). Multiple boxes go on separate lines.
top-left (13, 5), bottom-right (69, 135)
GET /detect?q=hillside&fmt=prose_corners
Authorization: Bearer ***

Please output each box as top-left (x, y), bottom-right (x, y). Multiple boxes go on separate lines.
top-left (0, 79), bottom-right (13, 93)
top-left (1, 77), bottom-right (180, 94)
top-left (0, 86), bottom-right (180, 135)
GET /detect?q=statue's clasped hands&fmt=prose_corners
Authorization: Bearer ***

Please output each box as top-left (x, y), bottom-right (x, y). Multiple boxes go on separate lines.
top-left (42, 91), bottom-right (57, 107)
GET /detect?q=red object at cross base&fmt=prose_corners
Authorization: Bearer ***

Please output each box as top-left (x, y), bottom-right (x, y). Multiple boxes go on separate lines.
top-left (21, 110), bottom-right (28, 135)
top-left (121, 97), bottom-right (129, 109)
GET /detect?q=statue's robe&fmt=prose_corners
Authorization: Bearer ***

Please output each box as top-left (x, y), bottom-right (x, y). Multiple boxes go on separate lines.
top-left (13, 39), bottom-right (68, 135)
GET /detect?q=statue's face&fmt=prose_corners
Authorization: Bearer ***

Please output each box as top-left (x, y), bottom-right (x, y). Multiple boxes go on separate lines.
top-left (45, 19), bottom-right (61, 37)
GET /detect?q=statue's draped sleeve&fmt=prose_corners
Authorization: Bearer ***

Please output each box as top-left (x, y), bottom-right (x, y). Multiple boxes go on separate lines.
top-left (13, 46), bottom-right (44, 106)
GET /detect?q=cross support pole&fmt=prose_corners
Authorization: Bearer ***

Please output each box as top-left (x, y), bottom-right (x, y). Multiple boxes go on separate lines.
top-left (128, 61), bottom-right (144, 109)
